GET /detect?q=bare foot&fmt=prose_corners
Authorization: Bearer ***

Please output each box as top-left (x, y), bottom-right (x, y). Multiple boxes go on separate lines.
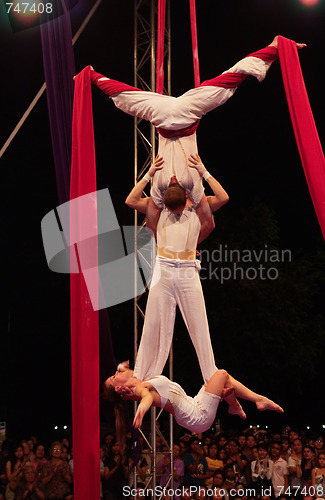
top-left (256, 396), bottom-right (284, 413)
top-left (228, 399), bottom-right (247, 420)
top-left (269, 35), bottom-right (306, 50)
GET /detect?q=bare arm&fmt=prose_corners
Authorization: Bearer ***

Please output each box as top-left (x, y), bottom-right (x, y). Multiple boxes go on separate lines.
top-left (188, 154), bottom-right (229, 213)
top-left (125, 155), bottom-right (164, 213)
top-left (133, 386), bottom-right (154, 429)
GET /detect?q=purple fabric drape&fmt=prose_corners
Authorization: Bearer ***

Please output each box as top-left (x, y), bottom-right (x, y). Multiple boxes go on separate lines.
top-left (40, 2), bottom-right (75, 205)
top-left (41, 4), bottom-right (122, 499)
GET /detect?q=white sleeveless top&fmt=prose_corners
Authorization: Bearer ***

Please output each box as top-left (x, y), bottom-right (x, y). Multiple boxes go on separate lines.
top-left (156, 207), bottom-right (201, 261)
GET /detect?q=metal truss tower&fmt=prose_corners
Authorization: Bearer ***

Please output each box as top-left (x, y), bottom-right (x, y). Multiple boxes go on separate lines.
top-left (133, 1), bottom-right (173, 498)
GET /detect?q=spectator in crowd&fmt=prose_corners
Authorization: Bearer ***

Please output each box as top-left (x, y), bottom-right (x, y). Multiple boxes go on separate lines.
top-left (226, 439), bottom-right (247, 484)
top-left (251, 442), bottom-right (273, 499)
top-left (100, 445), bottom-right (106, 500)
top-left (270, 441), bottom-right (289, 498)
top-left (0, 441), bottom-right (9, 500)
top-left (21, 441), bottom-right (35, 463)
top-left (216, 448), bottom-right (227, 469)
top-left (301, 445), bottom-right (316, 500)
top-left (30, 444), bottom-right (47, 483)
top-left (41, 441), bottom-right (72, 500)
top-left (233, 484), bottom-right (248, 500)
top-left (242, 435), bottom-right (257, 464)
top-left (314, 436), bottom-right (325, 459)
top-left (223, 464), bottom-right (237, 492)
top-left (216, 435), bottom-right (228, 451)
top-left (288, 438), bottom-right (303, 497)
top-left (289, 431), bottom-right (300, 446)
top-left (281, 438), bottom-right (291, 462)
top-left (311, 451), bottom-right (325, 500)
top-left (157, 443), bottom-right (184, 499)
top-left (183, 436), bottom-right (209, 489)
top-left (212, 469), bottom-right (229, 500)
top-left (102, 439), bottom-right (129, 500)
top-left (14, 465), bottom-right (45, 500)
top-left (237, 435), bottom-right (246, 452)
top-left (5, 443), bottom-right (29, 500)
top-left (205, 443), bottom-right (223, 488)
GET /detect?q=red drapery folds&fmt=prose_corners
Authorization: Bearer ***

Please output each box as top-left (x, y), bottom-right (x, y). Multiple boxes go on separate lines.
top-left (278, 36), bottom-right (325, 239)
top-left (189, 0), bottom-right (200, 87)
top-left (70, 66), bottom-right (100, 500)
top-left (156, 0), bottom-right (166, 94)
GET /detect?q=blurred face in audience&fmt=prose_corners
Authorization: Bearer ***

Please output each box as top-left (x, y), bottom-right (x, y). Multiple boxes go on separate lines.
top-left (238, 435), bottom-right (246, 448)
top-left (289, 431), bottom-right (299, 443)
top-left (22, 442), bottom-right (31, 457)
top-left (246, 436), bottom-right (256, 449)
top-left (173, 444), bottom-right (181, 459)
top-left (208, 444), bottom-right (218, 459)
top-left (24, 466), bottom-right (37, 484)
top-left (15, 446), bottom-right (24, 460)
top-left (315, 436), bottom-right (324, 450)
top-left (35, 445), bottom-right (45, 459)
top-left (270, 443), bottom-right (281, 460)
top-left (214, 472), bottom-right (224, 487)
top-left (292, 439), bottom-right (302, 455)
top-left (218, 449), bottom-right (227, 462)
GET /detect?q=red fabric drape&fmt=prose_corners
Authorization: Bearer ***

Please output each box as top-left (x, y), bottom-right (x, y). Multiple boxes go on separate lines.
top-left (278, 36), bottom-right (325, 239)
top-left (156, 0), bottom-right (166, 94)
top-left (189, 0), bottom-right (200, 87)
top-left (70, 66), bottom-right (100, 500)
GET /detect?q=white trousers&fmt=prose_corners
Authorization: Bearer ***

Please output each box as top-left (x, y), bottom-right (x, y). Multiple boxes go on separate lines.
top-left (133, 257), bottom-right (217, 384)
top-left (111, 55), bottom-right (271, 207)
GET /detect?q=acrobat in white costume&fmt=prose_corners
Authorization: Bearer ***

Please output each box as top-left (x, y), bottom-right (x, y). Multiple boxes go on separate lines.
top-left (91, 43), bottom-right (278, 208)
top-left (134, 206), bottom-right (217, 383)
top-left (91, 44), bottom-right (278, 382)
top-left (145, 374), bottom-right (221, 433)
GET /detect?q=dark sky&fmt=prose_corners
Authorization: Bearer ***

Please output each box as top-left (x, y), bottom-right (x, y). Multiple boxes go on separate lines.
top-left (1, 0), bottom-right (325, 442)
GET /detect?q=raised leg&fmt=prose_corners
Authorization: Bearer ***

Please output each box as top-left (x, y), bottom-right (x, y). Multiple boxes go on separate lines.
top-left (205, 370), bottom-right (284, 415)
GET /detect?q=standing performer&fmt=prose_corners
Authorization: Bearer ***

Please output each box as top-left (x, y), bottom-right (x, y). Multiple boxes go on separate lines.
top-left (125, 153), bottom-right (228, 384)
top-left (106, 366), bottom-right (284, 432)
top-left (87, 36), bottom-right (305, 238)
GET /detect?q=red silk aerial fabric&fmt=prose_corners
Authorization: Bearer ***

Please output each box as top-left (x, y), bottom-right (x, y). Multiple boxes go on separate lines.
top-left (278, 36), bottom-right (325, 239)
top-left (189, 0), bottom-right (200, 88)
top-left (156, 0), bottom-right (166, 94)
top-left (70, 66), bottom-right (100, 500)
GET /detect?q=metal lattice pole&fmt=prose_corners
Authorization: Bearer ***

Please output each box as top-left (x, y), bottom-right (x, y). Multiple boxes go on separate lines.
top-left (133, 1), bottom-right (172, 498)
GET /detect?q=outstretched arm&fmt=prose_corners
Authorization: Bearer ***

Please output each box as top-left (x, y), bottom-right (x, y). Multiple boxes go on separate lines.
top-left (125, 155), bottom-right (164, 213)
top-left (188, 154), bottom-right (229, 213)
top-left (133, 386), bottom-right (154, 429)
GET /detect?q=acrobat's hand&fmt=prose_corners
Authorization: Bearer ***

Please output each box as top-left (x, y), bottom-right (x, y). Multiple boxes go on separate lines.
top-left (133, 403), bottom-right (146, 429)
top-left (188, 153), bottom-right (207, 177)
top-left (147, 155), bottom-right (164, 178)
top-left (269, 35), bottom-right (307, 50)
top-left (73, 65), bottom-right (94, 80)
top-left (115, 386), bottom-right (136, 401)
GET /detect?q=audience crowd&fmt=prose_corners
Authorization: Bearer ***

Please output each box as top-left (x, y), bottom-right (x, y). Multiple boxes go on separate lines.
top-left (0, 425), bottom-right (324, 500)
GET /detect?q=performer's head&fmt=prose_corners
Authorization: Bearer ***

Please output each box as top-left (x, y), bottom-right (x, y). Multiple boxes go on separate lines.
top-left (104, 362), bottom-right (134, 391)
top-left (163, 184), bottom-right (187, 213)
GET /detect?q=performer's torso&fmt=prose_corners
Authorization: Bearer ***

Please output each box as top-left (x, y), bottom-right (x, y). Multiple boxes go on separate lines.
top-left (157, 207), bottom-right (201, 260)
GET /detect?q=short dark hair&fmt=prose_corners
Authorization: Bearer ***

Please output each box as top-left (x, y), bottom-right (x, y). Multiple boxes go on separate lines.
top-left (163, 185), bottom-right (186, 211)
top-left (189, 435), bottom-right (200, 445)
top-left (257, 442), bottom-right (269, 451)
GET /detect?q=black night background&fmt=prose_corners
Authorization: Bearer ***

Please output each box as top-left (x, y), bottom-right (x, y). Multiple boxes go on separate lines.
top-left (1, 0), bottom-right (324, 443)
